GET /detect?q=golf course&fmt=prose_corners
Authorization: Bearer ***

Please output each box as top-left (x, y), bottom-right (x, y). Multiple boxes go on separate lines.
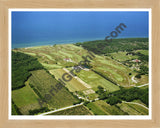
top-left (12, 38), bottom-right (149, 115)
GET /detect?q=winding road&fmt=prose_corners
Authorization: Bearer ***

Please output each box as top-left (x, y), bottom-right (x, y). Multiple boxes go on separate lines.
top-left (136, 83), bottom-right (149, 88)
top-left (131, 76), bottom-right (137, 83)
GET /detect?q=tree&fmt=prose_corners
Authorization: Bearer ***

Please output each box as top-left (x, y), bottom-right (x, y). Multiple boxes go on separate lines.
top-left (106, 96), bottom-right (122, 105)
top-left (12, 51), bottom-right (44, 90)
top-left (97, 86), bottom-right (104, 90)
top-left (135, 74), bottom-right (141, 79)
top-left (83, 101), bottom-right (90, 106)
top-left (139, 66), bottom-right (148, 75)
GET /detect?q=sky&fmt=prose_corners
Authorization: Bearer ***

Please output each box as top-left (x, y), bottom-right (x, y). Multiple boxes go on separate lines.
top-left (12, 11), bottom-right (149, 47)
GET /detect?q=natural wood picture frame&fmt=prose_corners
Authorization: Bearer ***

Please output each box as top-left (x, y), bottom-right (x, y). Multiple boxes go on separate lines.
top-left (0, 0), bottom-right (160, 128)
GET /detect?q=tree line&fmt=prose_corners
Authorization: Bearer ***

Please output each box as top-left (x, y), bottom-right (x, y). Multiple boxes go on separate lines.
top-left (12, 51), bottom-right (44, 90)
top-left (75, 38), bottom-right (148, 54)
top-left (96, 86), bottom-right (148, 106)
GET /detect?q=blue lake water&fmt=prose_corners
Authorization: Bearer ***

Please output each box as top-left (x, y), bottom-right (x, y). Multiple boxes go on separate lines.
top-left (12, 35), bottom-right (148, 49)
top-left (11, 11), bottom-right (149, 49)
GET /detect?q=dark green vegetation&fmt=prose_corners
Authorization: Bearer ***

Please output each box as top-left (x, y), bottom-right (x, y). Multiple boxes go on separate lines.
top-left (29, 107), bottom-right (50, 115)
top-left (12, 38), bottom-right (149, 115)
top-left (135, 65), bottom-right (149, 79)
top-left (95, 86), bottom-right (148, 107)
top-left (127, 51), bottom-right (148, 62)
top-left (12, 101), bottom-right (22, 115)
top-left (75, 38), bottom-right (148, 54)
top-left (12, 51), bottom-right (43, 90)
top-left (48, 105), bottom-right (93, 115)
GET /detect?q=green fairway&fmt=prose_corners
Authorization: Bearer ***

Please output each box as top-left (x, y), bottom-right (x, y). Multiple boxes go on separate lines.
top-left (16, 44), bottom-right (138, 87)
top-left (29, 70), bottom-right (79, 109)
top-left (12, 38), bottom-right (149, 115)
top-left (91, 55), bottom-right (135, 86)
top-left (109, 51), bottom-right (138, 61)
top-left (73, 69), bottom-right (120, 92)
top-left (48, 105), bottom-right (93, 115)
top-left (135, 75), bottom-right (149, 86)
top-left (96, 66), bottom-right (124, 82)
top-left (136, 50), bottom-right (148, 56)
top-left (16, 44), bottom-right (92, 70)
top-left (41, 63), bottom-right (63, 69)
top-left (49, 69), bottom-right (87, 92)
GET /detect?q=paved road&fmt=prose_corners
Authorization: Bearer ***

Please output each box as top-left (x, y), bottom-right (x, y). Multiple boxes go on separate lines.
top-left (131, 76), bottom-right (137, 83)
top-left (136, 83), bottom-right (149, 88)
top-left (38, 103), bottom-right (83, 116)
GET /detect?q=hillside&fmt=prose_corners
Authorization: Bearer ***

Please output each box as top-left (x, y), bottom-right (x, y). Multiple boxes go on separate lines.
top-left (75, 38), bottom-right (148, 54)
top-left (12, 38), bottom-right (149, 115)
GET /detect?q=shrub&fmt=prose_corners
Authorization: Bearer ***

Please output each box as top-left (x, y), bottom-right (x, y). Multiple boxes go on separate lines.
top-left (135, 74), bottom-right (141, 79)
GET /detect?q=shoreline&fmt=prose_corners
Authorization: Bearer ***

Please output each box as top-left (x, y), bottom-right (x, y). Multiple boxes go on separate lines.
top-left (12, 37), bottom-right (148, 49)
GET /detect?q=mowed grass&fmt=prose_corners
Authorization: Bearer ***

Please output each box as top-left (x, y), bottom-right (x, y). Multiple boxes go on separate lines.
top-left (109, 51), bottom-right (138, 61)
top-left (16, 44), bottom-right (91, 70)
top-left (49, 69), bottom-right (87, 92)
top-left (135, 75), bottom-right (149, 86)
top-left (16, 44), bottom-right (135, 87)
top-left (91, 55), bottom-right (134, 86)
top-left (41, 63), bottom-right (63, 69)
top-left (87, 100), bottom-right (126, 115)
top-left (96, 66), bottom-right (123, 82)
top-left (12, 81), bottom-right (41, 115)
top-left (29, 70), bottom-right (79, 109)
top-left (48, 105), bottom-right (93, 115)
top-left (136, 50), bottom-right (148, 56)
top-left (73, 69), bottom-right (119, 92)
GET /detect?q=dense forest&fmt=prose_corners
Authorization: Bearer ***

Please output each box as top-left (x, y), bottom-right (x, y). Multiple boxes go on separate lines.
top-left (12, 51), bottom-right (43, 90)
top-left (75, 38), bottom-right (148, 54)
top-left (96, 86), bottom-right (148, 106)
